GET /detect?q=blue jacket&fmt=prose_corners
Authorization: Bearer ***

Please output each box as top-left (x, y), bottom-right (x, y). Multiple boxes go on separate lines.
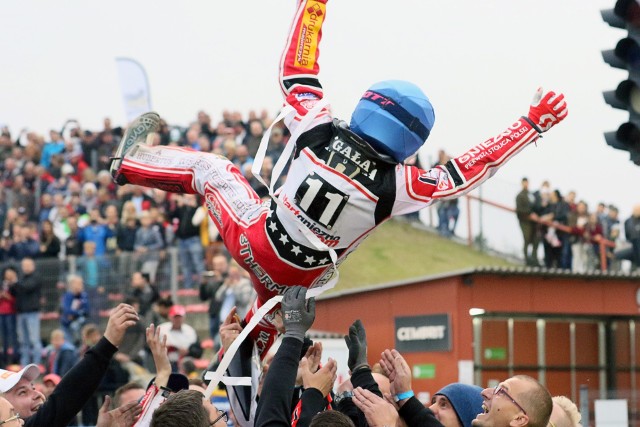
top-left (44, 342), bottom-right (79, 377)
top-left (60, 291), bottom-right (89, 327)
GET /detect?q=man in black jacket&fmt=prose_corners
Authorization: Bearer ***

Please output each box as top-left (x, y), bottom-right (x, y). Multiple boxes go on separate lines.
top-left (171, 194), bottom-right (205, 289)
top-left (515, 178), bottom-right (540, 266)
top-left (0, 303), bottom-right (139, 427)
top-left (15, 257), bottom-right (42, 366)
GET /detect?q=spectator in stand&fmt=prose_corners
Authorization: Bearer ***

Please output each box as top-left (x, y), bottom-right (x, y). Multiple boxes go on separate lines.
top-left (516, 177), bottom-right (540, 266)
top-left (96, 169), bottom-right (118, 199)
top-left (199, 254), bottom-right (228, 345)
top-left (151, 189), bottom-right (171, 217)
top-left (150, 296), bottom-right (173, 328)
top-left (16, 257), bottom-right (42, 366)
top-left (49, 194), bottom-right (68, 229)
top-left (116, 201), bottom-right (139, 282)
top-left (37, 219), bottom-right (62, 289)
top-left (602, 205), bottom-right (620, 242)
top-left (79, 208), bottom-right (113, 257)
top-left (134, 210), bottom-right (165, 284)
top-left (157, 305), bottom-right (198, 371)
top-left (565, 190), bottom-right (577, 213)
top-left (80, 182), bottom-right (99, 213)
top-left (243, 119), bottom-right (265, 158)
top-left (103, 204), bottom-right (120, 254)
top-left (0, 266), bottom-right (19, 366)
top-left (96, 129), bottom-right (120, 171)
top-left (585, 213), bottom-right (604, 270)
top-left (60, 274), bottom-right (90, 345)
top-left (595, 202), bottom-right (607, 226)
top-left (171, 194), bottom-right (205, 289)
top-left (62, 214), bottom-right (83, 258)
top-left (67, 190), bottom-right (87, 217)
top-left (7, 224), bottom-right (39, 262)
top-left (10, 179), bottom-right (35, 220)
top-left (0, 191), bottom-right (7, 233)
top-left (533, 180), bottom-right (551, 219)
top-left (541, 190), bottom-right (570, 269)
top-left (625, 204), bottom-right (640, 271)
top-left (431, 151), bottom-right (459, 238)
top-left (38, 193), bottom-right (54, 224)
top-left (43, 329), bottom-right (79, 377)
top-left (76, 241), bottom-right (108, 321)
top-left (215, 260), bottom-right (255, 322)
top-left (40, 130), bottom-right (65, 170)
top-left (233, 144), bottom-right (255, 172)
top-left (127, 271), bottom-right (159, 322)
top-left (121, 185), bottom-right (156, 217)
top-left (265, 125), bottom-right (286, 163)
top-left (568, 201), bottom-right (590, 273)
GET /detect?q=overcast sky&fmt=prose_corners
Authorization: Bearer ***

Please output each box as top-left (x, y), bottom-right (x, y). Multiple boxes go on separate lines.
top-left (0, 0), bottom-right (636, 253)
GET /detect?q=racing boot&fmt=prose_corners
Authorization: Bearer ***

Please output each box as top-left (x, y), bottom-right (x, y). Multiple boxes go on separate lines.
top-left (109, 112), bottom-right (161, 185)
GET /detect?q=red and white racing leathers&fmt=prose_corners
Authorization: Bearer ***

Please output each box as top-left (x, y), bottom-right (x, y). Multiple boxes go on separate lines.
top-left (116, 0), bottom-right (544, 355)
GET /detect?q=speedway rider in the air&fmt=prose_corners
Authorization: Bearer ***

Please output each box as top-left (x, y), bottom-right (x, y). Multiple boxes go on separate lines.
top-left (110, 0), bottom-right (567, 358)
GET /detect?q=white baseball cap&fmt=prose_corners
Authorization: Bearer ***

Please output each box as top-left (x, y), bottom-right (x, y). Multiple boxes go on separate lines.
top-left (0, 364), bottom-right (40, 393)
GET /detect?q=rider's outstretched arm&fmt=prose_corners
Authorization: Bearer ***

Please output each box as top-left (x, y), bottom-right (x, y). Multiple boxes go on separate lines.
top-left (278, 0), bottom-right (331, 132)
top-left (392, 88), bottom-right (568, 215)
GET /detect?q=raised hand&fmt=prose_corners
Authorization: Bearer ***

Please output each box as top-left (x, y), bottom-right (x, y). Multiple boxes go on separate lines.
top-left (95, 395), bottom-right (142, 427)
top-left (219, 306), bottom-right (243, 353)
top-left (296, 341), bottom-right (323, 386)
top-left (352, 387), bottom-right (399, 427)
top-left (281, 286), bottom-right (315, 342)
top-left (527, 87), bottom-right (568, 132)
top-left (300, 357), bottom-right (337, 397)
top-left (103, 303), bottom-right (139, 347)
top-left (379, 349), bottom-right (412, 397)
top-left (344, 319), bottom-right (368, 372)
top-left (146, 323), bottom-right (170, 388)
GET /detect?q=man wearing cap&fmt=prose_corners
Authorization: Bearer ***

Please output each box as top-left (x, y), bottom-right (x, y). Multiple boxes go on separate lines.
top-left (157, 305), bottom-right (198, 368)
top-left (429, 383), bottom-right (484, 427)
top-left (0, 303), bottom-right (139, 427)
top-left (41, 373), bottom-right (61, 399)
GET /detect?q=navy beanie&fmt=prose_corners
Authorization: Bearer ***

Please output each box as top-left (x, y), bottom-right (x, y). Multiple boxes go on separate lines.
top-left (435, 383), bottom-right (484, 427)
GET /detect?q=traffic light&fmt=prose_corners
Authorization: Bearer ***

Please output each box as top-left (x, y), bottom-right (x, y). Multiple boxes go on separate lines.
top-left (602, 0), bottom-right (640, 165)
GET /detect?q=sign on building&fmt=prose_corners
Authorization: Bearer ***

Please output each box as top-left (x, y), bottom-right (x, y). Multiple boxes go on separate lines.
top-left (394, 314), bottom-right (451, 352)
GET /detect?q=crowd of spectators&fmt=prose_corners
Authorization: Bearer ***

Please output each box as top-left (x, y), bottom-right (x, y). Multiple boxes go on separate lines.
top-left (0, 108), bottom-right (627, 426)
top-left (0, 287), bottom-right (582, 427)
top-left (515, 178), bottom-right (639, 273)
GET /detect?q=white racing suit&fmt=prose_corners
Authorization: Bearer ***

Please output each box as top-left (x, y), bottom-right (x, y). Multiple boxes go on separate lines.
top-left (115, 0), bottom-right (542, 358)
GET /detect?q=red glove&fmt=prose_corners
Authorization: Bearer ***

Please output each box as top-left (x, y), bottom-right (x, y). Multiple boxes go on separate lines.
top-left (527, 87), bottom-right (568, 132)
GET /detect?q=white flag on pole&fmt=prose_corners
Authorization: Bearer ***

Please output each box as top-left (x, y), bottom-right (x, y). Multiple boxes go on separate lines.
top-left (115, 57), bottom-right (152, 123)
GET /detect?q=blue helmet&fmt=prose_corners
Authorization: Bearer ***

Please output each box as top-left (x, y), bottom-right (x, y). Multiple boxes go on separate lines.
top-left (350, 80), bottom-right (435, 163)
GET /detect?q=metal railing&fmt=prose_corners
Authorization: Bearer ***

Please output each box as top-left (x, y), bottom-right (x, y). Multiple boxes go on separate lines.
top-left (462, 193), bottom-right (616, 271)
